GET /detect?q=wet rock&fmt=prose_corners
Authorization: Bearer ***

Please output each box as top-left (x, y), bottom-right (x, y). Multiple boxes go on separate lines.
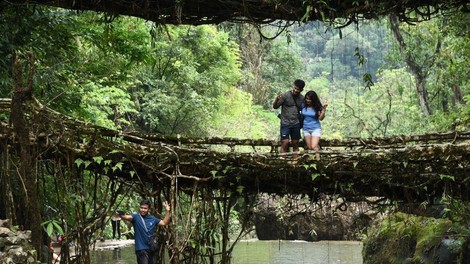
top-left (435, 238), bottom-right (461, 263)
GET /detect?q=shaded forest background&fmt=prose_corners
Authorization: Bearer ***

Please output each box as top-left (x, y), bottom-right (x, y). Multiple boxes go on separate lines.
top-left (1, 3), bottom-right (470, 263)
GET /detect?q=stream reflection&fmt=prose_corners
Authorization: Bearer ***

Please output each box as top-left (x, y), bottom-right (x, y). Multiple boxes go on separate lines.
top-left (91, 240), bottom-right (363, 264)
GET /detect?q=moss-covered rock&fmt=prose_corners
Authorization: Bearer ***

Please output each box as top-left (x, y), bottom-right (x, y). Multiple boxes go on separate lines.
top-left (362, 212), bottom-right (470, 264)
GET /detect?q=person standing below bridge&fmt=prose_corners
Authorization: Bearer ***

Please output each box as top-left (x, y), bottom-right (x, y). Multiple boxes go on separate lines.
top-left (117, 199), bottom-right (171, 264)
top-left (301, 90), bottom-right (327, 160)
top-left (111, 213), bottom-right (122, 240)
top-left (273, 79), bottom-right (305, 159)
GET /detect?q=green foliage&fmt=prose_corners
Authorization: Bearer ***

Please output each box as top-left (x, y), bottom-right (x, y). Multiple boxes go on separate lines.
top-left (207, 88), bottom-right (277, 139)
top-left (0, 6), bottom-right (148, 124)
top-left (262, 36), bottom-right (304, 104)
top-left (364, 212), bottom-right (470, 264)
top-left (458, 95), bottom-right (470, 130)
top-left (386, 15), bottom-right (469, 122)
top-left (441, 195), bottom-right (470, 226)
top-left (79, 81), bottom-right (138, 129)
top-left (132, 25), bottom-right (243, 136)
top-left (222, 23), bottom-right (303, 108)
top-left (0, 5), bottom-right (83, 107)
top-left (307, 75), bottom-right (331, 95)
top-left (41, 219), bottom-right (64, 237)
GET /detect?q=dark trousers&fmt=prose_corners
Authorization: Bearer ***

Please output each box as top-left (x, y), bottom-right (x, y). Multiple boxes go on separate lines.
top-left (111, 220), bottom-right (121, 239)
top-left (136, 249), bottom-right (156, 264)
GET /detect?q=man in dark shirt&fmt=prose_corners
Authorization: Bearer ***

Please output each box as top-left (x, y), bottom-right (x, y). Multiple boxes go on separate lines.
top-left (272, 79), bottom-right (305, 158)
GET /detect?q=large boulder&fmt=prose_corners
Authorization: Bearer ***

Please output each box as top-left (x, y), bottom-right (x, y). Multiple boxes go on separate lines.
top-left (253, 194), bottom-right (376, 241)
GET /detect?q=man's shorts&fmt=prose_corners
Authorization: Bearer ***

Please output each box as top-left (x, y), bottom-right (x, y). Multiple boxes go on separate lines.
top-left (280, 124), bottom-right (302, 140)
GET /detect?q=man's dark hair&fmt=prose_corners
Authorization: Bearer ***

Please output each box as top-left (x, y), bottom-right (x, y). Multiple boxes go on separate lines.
top-left (294, 79), bottom-right (305, 90)
top-left (140, 199), bottom-right (152, 208)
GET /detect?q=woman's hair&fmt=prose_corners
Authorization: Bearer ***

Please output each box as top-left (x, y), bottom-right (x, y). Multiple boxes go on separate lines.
top-left (304, 90), bottom-right (323, 118)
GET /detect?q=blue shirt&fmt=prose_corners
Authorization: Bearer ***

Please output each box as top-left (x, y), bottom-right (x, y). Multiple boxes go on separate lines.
top-left (301, 107), bottom-right (321, 130)
top-left (131, 213), bottom-right (161, 251)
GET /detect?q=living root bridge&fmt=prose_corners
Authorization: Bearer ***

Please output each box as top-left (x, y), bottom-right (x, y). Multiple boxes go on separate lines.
top-left (1, 98), bottom-right (470, 203)
top-left (10, 0), bottom-right (470, 26)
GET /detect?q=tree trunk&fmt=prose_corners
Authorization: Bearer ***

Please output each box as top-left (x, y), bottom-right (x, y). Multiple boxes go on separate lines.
top-left (0, 142), bottom-right (16, 222)
top-left (168, 172), bottom-right (179, 264)
top-left (10, 52), bottom-right (43, 262)
top-left (388, 14), bottom-right (433, 116)
top-left (449, 83), bottom-right (464, 106)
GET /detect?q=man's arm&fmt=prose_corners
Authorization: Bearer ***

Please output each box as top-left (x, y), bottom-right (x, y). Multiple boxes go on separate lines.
top-left (273, 93), bottom-right (283, 109)
top-left (158, 201), bottom-right (171, 226)
top-left (117, 212), bottom-right (133, 222)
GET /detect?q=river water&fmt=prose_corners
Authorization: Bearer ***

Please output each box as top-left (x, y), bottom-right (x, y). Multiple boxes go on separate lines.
top-left (91, 240), bottom-right (363, 264)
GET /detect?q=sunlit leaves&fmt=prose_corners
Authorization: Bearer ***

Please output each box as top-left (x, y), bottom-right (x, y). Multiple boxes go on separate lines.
top-left (41, 219), bottom-right (64, 237)
top-left (439, 174), bottom-right (455, 181)
top-left (311, 173), bottom-right (320, 181)
top-left (113, 162), bottom-right (123, 172)
top-left (75, 157), bottom-right (124, 173)
top-left (93, 156), bottom-right (103, 164)
top-left (74, 158), bottom-right (91, 168)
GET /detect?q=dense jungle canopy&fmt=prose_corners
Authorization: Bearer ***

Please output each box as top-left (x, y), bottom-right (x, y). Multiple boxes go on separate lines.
top-left (1, 0), bottom-right (470, 263)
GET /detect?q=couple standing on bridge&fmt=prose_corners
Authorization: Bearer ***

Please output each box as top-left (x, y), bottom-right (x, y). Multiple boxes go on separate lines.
top-left (273, 79), bottom-right (328, 160)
